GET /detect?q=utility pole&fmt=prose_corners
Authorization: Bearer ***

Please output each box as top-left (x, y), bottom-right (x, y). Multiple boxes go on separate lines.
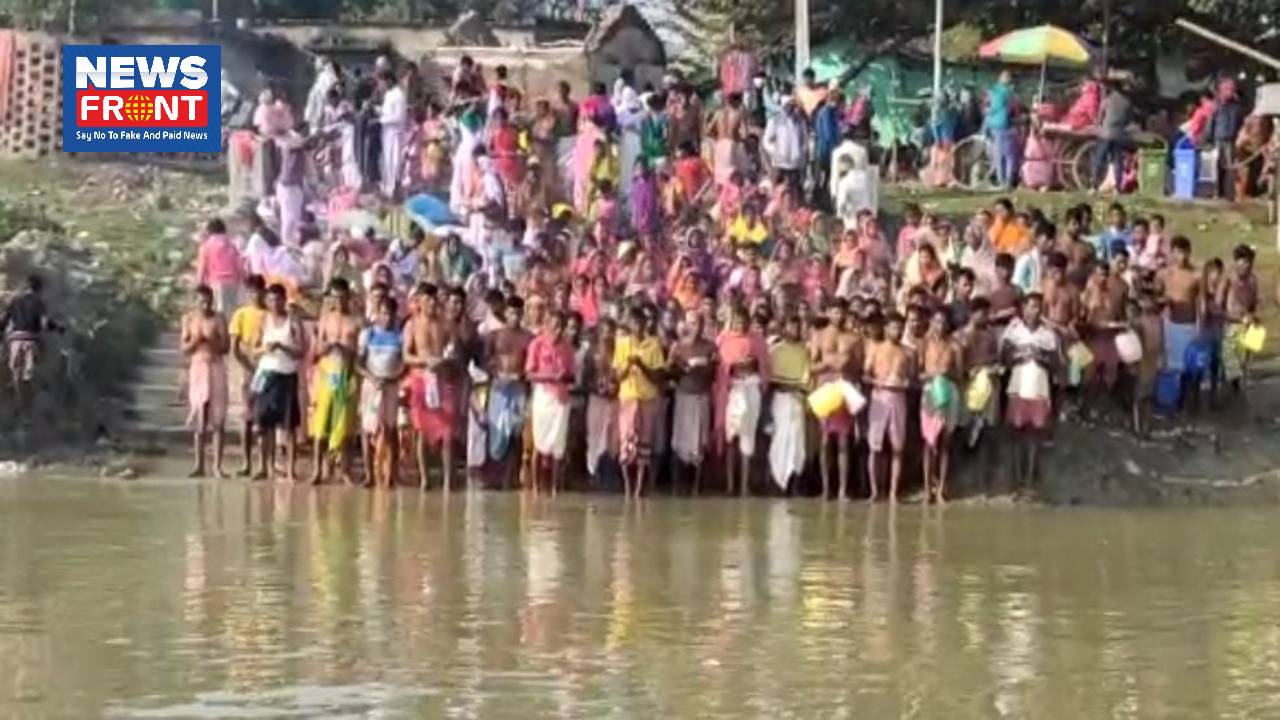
top-left (795, 0), bottom-right (810, 81)
top-left (1102, 0), bottom-right (1111, 75)
top-left (932, 0), bottom-right (943, 119)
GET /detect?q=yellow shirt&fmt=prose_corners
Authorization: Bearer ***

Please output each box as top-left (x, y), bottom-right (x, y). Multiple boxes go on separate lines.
top-left (613, 334), bottom-right (666, 402)
top-left (730, 216), bottom-right (769, 246)
top-left (228, 304), bottom-right (266, 349)
top-left (769, 341), bottom-right (811, 387)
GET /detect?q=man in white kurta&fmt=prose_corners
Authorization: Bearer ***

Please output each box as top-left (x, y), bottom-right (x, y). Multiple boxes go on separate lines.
top-left (379, 74), bottom-right (408, 198)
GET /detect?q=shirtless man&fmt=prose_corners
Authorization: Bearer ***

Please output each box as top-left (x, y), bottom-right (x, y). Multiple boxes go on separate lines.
top-left (1040, 252), bottom-right (1082, 417)
top-left (518, 295), bottom-right (548, 486)
top-left (446, 285), bottom-right (477, 442)
top-left (485, 297), bottom-right (532, 489)
top-left (181, 285), bottom-right (230, 478)
top-left (988, 253), bottom-right (1023, 328)
top-left (920, 308), bottom-right (963, 503)
top-left (1158, 236), bottom-right (1201, 408)
top-left (404, 284), bottom-right (459, 490)
top-left (864, 312), bottom-right (913, 503)
top-left (1040, 252), bottom-right (1081, 336)
top-left (668, 310), bottom-right (716, 494)
top-left (310, 278), bottom-right (361, 485)
top-left (1224, 244), bottom-right (1259, 389)
top-left (708, 92), bottom-right (747, 186)
top-left (1132, 294), bottom-right (1164, 437)
top-left (809, 298), bottom-right (863, 499)
top-left (1081, 255), bottom-right (1129, 414)
top-left (957, 298), bottom-right (1002, 482)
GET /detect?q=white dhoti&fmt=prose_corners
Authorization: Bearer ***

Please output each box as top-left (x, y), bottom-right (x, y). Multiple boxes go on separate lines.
top-left (530, 385), bottom-right (571, 460)
top-left (380, 123), bottom-right (405, 197)
top-left (340, 125), bottom-right (362, 190)
top-left (768, 392), bottom-right (808, 491)
top-left (467, 387), bottom-right (489, 469)
top-left (556, 137), bottom-right (576, 201)
top-left (671, 391), bottom-right (710, 465)
top-left (713, 138), bottom-right (745, 187)
top-left (585, 395), bottom-right (617, 476)
top-left (725, 376), bottom-right (763, 457)
top-left (276, 182), bottom-right (304, 246)
top-left (619, 131), bottom-right (641, 203)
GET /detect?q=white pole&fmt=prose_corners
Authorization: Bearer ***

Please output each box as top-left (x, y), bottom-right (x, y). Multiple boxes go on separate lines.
top-left (795, 0), bottom-right (810, 82)
top-left (932, 0), bottom-right (943, 108)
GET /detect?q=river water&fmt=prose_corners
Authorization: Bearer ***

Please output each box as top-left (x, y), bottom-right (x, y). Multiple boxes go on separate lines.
top-left (2, 475), bottom-right (1280, 718)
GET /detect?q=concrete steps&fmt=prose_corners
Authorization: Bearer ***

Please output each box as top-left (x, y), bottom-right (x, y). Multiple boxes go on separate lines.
top-left (121, 331), bottom-right (247, 446)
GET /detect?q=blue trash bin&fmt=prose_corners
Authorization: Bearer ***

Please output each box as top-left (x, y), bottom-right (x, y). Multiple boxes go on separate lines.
top-left (1172, 135), bottom-right (1198, 200)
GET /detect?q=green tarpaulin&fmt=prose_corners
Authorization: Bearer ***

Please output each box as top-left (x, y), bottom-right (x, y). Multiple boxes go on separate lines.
top-left (808, 39), bottom-right (1013, 148)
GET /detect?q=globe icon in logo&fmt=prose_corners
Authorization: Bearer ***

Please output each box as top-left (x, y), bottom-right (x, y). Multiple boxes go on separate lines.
top-left (121, 93), bottom-right (153, 124)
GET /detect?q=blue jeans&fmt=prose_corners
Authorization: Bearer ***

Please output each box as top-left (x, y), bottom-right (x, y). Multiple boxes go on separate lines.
top-left (988, 128), bottom-right (1016, 188)
top-left (1092, 139), bottom-right (1124, 189)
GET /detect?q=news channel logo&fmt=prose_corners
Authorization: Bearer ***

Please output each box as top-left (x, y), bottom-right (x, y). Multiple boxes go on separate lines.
top-left (62, 44), bottom-right (221, 153)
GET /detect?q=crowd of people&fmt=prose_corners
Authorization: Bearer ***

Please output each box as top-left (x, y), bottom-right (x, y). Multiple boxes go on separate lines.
top-left (929, 70), bottom-right (1274, 198)
top-left (175, 56), bottom-right (1265, 500)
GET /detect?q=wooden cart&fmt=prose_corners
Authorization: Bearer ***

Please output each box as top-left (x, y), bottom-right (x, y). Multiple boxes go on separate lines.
top-left (953, 126), bottom-right (1169, 191)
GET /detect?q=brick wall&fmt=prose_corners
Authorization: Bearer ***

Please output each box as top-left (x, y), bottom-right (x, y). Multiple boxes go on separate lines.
top-left (0, 32), bottom-right (63, 159)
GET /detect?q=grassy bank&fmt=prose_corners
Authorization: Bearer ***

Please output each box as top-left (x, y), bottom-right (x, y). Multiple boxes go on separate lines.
top-left (0, 159), bottom-right (226, 453)
top-left (0, 159), bottom-right (227, 317)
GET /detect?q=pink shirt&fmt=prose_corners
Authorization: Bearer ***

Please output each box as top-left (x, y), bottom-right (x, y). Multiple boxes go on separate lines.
top-left (196, 234), bottom-right (243, 286)
top-left (525, 333), bottom-right (575, 402)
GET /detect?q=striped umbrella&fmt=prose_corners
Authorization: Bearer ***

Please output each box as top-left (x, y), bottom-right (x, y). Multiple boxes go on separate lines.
top-left (979, 25), bottom-right (1095, 103)
top-left (978, 25), bottom-right (1095, 67)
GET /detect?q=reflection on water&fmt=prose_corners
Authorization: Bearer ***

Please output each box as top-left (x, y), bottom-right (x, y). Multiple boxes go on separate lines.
top-left (2, 477), bottom-right (1280, 717)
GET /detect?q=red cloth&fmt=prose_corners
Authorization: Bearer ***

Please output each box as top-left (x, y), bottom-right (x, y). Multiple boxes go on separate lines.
top-left (719, 50), bottom-right (757, 96)
top-left (674, 157), bottom-right (711, 201)
top-left (1007, 397), bottom-right (1052, 430)
top-left (1063, 80), bottom-right (1101, 130)
top-left (489, 124), bottom-right (524, 189)
top-left (230, 129), bottom-right (257, 168)
top-left (570, 288), bottom-right (599, 327)
top-left (1185, 99), bottom-right (1215, 144)
top-left (0, 31), bottom-right (13, 122)
top-left (409, 370), bottom-right (456, 445)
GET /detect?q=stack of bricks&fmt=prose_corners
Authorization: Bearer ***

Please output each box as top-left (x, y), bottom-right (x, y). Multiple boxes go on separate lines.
top-left (0, 32), bottom-right (63, 159)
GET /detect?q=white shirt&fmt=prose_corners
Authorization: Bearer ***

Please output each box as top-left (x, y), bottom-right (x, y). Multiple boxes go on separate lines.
top-left (1000, 319), bottom-right (1059, 400)
top-left (305, 67), bottom-right (337, 128)
top-left (763, 113), bottom-right (807, 170)
top-left (241, 231), bottom-right (270, 277)
top-left (830, 140), bottom-right (869, 184)
top-left (1012, 249), bottom-right (1042, 295)
top-left (380, 86), bottom-right (408, 127)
